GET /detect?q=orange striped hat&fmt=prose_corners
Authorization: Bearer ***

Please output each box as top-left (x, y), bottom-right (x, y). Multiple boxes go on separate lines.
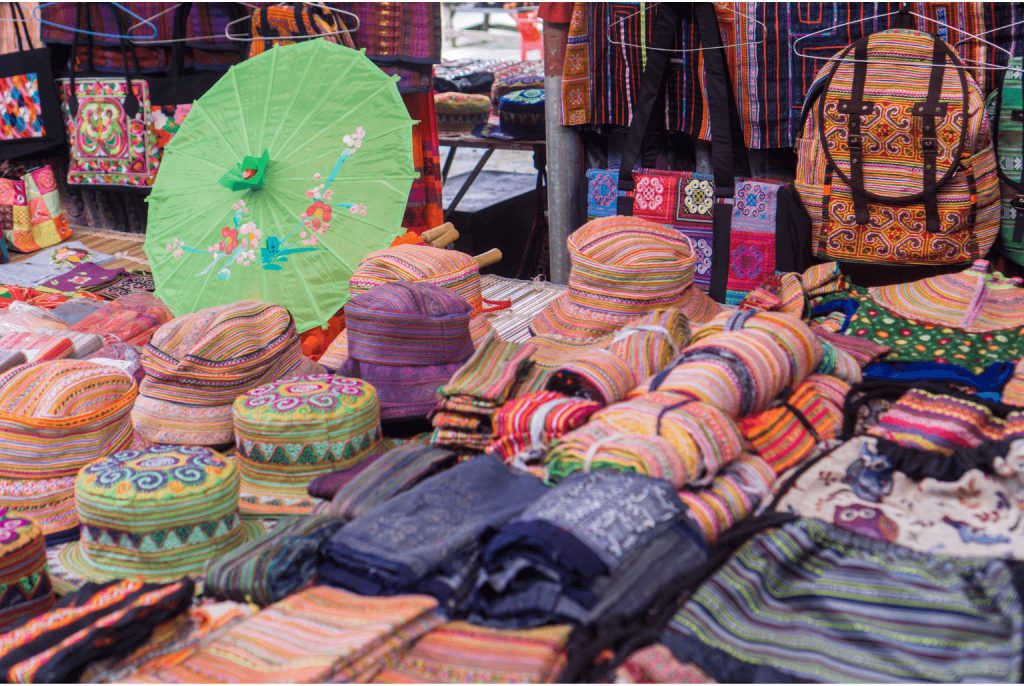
top-left (0, 360), bottom-right (137, 539)
top-left (132, 301), bottom-right (323, 447)
top-left (530, 217), bottom-right (698, 340)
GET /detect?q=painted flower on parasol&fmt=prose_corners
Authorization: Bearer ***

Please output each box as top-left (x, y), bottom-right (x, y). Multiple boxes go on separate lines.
top-left (145, 40), bottom-right (417, 331)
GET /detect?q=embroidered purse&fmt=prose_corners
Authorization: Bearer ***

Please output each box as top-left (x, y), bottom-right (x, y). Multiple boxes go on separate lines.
top-left (0, 162), bottom-right (71, 254)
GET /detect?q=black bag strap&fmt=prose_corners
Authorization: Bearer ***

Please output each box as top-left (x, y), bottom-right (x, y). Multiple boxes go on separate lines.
top-left (68, 5), bottom-right (141, 119)
top-left (8, 2), bottom-right (34, 52)
top-left (616, 3), bottom-right (750, 302)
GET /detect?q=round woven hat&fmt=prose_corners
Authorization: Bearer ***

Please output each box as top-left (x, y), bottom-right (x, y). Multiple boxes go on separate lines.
top-left (434, 92), bottom-right (491, 133)
top-left (334, 283), bottom-right (475, 421)
top-left (0, 360), bottom-right (137, 540)
top-left (530, 216), bottom-right (697, 340)
top-left (132, 300), bottom-right (324, 447)
top-left (233, 374), bottom-right (385, 515)
top-left (59, 445), bottom-right (262, 582)
top-left (868, 260), bottom-right (1024, 333)
top-left (0, 510), bottom-right (54, 630)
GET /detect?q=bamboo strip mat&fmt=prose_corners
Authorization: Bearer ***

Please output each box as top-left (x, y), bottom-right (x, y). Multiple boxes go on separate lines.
top-left (6, 229), bottom-right (150, 272)
top-left (480, 274), bottom-right (565, 343)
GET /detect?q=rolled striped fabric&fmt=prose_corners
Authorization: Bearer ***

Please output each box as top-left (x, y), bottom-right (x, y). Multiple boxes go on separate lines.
top-left (0, 332), bottom-right (72, 362)
top-left (232, 375), bottom-right (385, 515)
top-left (677, 454), bottom-right (775, 543)
top-left (607, 309), bottom-right (691, 382)
top-left (663, 518), bottom-right (1024, 683)
top-left (334, 283), bottom-right (475, 422)
top-left (132, 301), bottom-right (324, 447)
top-left (548, 349), bottom-right (637, 406)
top-left (740, 374), bottom-right (849, 474)
top-left (133, 587), bottom-right (443, 684)
top-left (0, 360), bottom-right (137, 540)
top-left (372, 621), bottom-right (572, 683)
top-left (738, 272), bottom-right (806, 316)
top-left (59, 446), bottom-right (263, 583)
top-left (488, 391), bottom-right (601, 473)
top-left (0, 511), bottom-right (54, 632)
top-left (204, 514), bottom-right (344, 607)
top-left (530, 217), bottom-right (698, 341)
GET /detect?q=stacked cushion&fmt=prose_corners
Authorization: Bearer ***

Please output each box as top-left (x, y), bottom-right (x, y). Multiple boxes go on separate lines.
top-left (434, 93), bottom-right (491, 133)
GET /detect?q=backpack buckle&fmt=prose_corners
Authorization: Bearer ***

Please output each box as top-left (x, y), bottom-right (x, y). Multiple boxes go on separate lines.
top-left (847, 134), bottom-right (863, 150)
top-left (922, 137), bottom-right (937, 151)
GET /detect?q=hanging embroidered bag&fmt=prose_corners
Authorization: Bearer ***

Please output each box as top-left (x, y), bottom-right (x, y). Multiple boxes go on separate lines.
top-left (56, 7), bottom-right (158, 189)
top-left (987, 57), bottom-right (1024, 266)
top-left (586, 3), bottom-right (810, 305)
top-left (0, 162), bottom-right (71, 254)
top-left (796, 29), bottom-right (1000, 266)
top-left (0, 3), bottom-right (66, 162)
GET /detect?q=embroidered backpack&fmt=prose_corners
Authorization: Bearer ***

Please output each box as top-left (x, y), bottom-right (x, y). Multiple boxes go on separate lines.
top-left (795, 29), bottom-right (1000, 266)
top-left (987, 57), bottom-right (1024, 266)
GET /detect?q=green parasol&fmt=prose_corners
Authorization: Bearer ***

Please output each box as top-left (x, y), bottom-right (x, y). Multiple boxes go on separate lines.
top-left (145, 39), bottom-right (416, 331)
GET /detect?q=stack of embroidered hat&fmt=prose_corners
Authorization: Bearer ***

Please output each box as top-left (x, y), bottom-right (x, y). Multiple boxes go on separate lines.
top-left (232, 374), bottom-right (386, 515)
top-left (0, 360), bottom-right (137, 541)
top-left (0, 509), bottom-right (54, 630)
top-left (332, 282), bottom-right (476, 422)
top-left (59, 445), bottom-right (262, 582)
top-left (319, 244), bottom-right (501, 370)
top-left (132, 300), bottom-right (323, 447)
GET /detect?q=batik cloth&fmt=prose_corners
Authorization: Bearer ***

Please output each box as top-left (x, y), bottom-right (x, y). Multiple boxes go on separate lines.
top-left (133, 587), bottom-right (443, 684)
top-left (372, 622), bottom-right (572, 683)
top-left (0, 578), bottom-right (194, 684)
top-left (464, 470), bottom-right (700, 628)
top-left (203, 515), bottom-right (343, 607)
top-left (663, 518), bottom-right (1024, 683)
top-left (776, 435), bottom-right (1024, 560)
top-left (313, 443), bottom-right (457, 521)
top-left (318, 455), bottom-right (546, 600)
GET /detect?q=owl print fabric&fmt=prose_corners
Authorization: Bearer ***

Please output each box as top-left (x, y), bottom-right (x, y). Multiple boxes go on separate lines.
top-left (776, 436), bottom-right (1024, 559)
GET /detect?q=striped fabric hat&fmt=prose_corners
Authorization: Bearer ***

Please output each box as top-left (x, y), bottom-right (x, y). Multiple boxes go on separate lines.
top-left (59, 446), bottom-right (263, 582)
top-left (319, 245), bottom-right (498, 371)
top-left (0, 360), bottom-right (137, 539)
top-left (132, 301), bottom-right (324, 447)
top-left (233, 375), bottom-right (385, 515)
top-left (530, 217), bottom-right (698, 340)
top-left (868, 260), bottom-right (1024, 333)
top-left (0, 510), bottom-right (54, 631)
top-left (333, 283), bottom-right (475, 421)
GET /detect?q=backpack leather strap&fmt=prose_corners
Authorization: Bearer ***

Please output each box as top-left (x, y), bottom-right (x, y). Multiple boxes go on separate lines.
top-left (844, 40), bottom-right (871, 225)
top-left (914, 37), bottom-right (947, 234)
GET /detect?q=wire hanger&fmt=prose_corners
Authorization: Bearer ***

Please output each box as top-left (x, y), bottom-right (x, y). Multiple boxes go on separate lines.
top-left (30, 1), bottom-right (158, 40)
top-left (793, 5), bottom-right (1012, 72)
top-left (224, 3), bottom-right (360, 42)
top-left (606, 2), bottom-right (767, 54)
top-left (124, 2), bottom-right (263, 45)
top-left (952, 19), bottom-right (1024, 75)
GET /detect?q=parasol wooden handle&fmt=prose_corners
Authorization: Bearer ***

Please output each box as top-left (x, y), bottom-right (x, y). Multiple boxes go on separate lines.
top-left (429, 227), bottom-right (460, 248)
top-left (421, 222), bottom-right (455, 243)
top-left (474, 248), bottom-right (502, 268)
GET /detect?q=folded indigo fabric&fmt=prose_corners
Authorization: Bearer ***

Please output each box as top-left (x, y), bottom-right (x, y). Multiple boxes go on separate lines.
top-left (318, 455), bottom-right (546, 601)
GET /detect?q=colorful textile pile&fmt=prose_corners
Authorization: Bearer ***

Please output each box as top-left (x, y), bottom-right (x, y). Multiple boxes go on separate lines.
top-left (233, 375), bottom-right (384, 514)
top-left (313, 443), bottom-right (458, 521)
top-left (488, 391), bottom-right (601, 475)
top-left (464, 470), bottom-right (705, 628)
top-left (373, 622), bottom-right (572, 683)
top-left (334, 283), bottom-right (475, 422)
top-left (663, 518), bottom-right (1024, 682)
top-left (677, 454), bottom-right (776, 543)
top-left (431, 335), bottom-right (537, 453)
top-left (70, 294), bottom-right (172, 347)
top-left (204, 515), bottom-right (344, 607)
top-left (0, 578), bottom-right (195, 684)
top-left (530, 217), bottom-right (697, 341)
top-left (0, 510), bottom-right (54, 632)
top-left (0, 360), bottom-right (137, 540)
top-left (132, 301), bottom-right (323, 446)
top-left (133, 587), bottom-right (443, 684)
top-left (318, 456), bottom-right (545, 600)
top-left (866, 388), bottom-right (1007, 455)
top-left (739, 374), bottom-right (849, 473)
top-left (59, 446), bottom-right (262, 583)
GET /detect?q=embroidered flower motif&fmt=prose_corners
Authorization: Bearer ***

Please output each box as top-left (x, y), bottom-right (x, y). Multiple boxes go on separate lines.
top-left (634, 177), bottom-right (665, 212)
top-left (684, 178), bottom-right (714, 215)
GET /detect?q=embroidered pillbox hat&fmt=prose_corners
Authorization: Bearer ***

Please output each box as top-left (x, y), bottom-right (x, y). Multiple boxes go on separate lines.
top-left (132, 301), bottom-right (323, 446)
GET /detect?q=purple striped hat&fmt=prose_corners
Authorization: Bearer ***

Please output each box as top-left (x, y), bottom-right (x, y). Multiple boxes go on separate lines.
top-left (335, 282), bottom-right (475, 421)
